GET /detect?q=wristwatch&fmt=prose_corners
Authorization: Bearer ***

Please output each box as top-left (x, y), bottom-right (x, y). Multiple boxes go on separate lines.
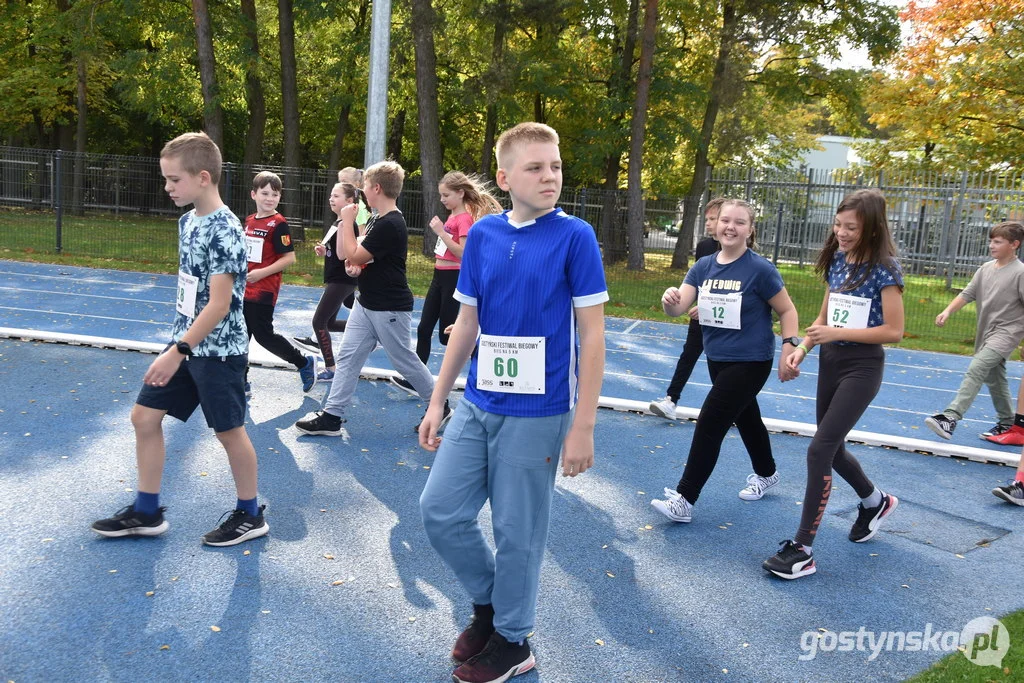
top-left (175, 341), bottom-right (193, 357)
top-left (782, 336), bottom-right (801, 347)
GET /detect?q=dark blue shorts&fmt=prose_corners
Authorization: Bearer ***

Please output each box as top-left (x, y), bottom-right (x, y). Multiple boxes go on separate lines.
top-left (136, 350), bottom-right (248, 433)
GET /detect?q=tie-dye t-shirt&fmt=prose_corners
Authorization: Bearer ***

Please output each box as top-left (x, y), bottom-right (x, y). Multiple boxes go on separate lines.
top-left (171, 206), bottom-right (249, 357)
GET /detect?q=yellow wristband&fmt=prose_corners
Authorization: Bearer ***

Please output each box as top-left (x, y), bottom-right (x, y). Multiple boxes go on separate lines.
top-left (797, 343), bottom-right (810, 354)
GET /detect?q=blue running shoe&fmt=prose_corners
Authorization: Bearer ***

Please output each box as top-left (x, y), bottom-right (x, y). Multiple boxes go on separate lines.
top-left (299, 355), bottom-right (318, 392)
top-left (317, 368), bottom-right (335, 383)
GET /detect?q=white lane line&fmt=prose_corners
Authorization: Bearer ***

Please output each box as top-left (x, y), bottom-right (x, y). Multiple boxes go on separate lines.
top-left (620, 320), bottom-right (642, 335)
top-left (0, 286), bottom-right (167, 305)
top-left (0, 270), bottom-right (176, 289)
top-left (0, 306), bottom-right (167, 326)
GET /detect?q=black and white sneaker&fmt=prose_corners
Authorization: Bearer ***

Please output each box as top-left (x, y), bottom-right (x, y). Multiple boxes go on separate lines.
top-left (763, 540), bottom-right (816, 580)
top-left (414, 399), bottom-right (452, 433)
top-left (925, 414), bottom-right (956, 440)
top-left (91, 505), bottom-right (169, 538)
top-left (992, 481), bottom-right (1024, 506)
top-left (849, 492), bottom-right (899, 542)
top-left (295, 410), bottom-right (345, 436)
top-left (981, 423), bottom-right (1013, 438)
top-left (390, 375), bottom-right (418, 396)
top-left (201, 505), bottom-right (269, 547)
top-left (292, 336), bottom-right (321, 354)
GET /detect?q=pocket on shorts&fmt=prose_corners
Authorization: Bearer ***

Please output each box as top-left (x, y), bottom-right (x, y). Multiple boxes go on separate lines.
top-left (495, 414), bottom-right (570, 469)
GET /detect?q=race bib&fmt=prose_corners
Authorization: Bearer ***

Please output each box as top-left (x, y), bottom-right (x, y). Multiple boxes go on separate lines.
top-left (244, 236), bottom-right (264, 263)
top-left (697, 291), bottom-right (742, 330)
top-left (828, 292), bottom-right (871, 329)
top-left (476, 335), bottom-right (545, 394)
top-left (433, 234), bottom-right (448, 257)
top-left (176, 270), bottom-right (198, 319)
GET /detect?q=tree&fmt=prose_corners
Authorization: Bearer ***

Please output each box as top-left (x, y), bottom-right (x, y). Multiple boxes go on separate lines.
top-left (865, 0), bottom-right (1024, 171)
top-left (190, 0), bottom-right (223, 149)
top-left (625, 0), bottom-right (658, 270)
top-left (411, 0), bottom-right (444, 253)
top-left (240, 0), bottom-right (265, 167)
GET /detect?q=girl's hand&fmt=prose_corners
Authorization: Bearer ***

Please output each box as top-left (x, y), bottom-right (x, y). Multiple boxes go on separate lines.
top-left (314, 244), bottom-right (327, 257)
top-left (805, 324), bottom-right (840, 345)
top-left (687, 305), bottom-right (699, 320)
top-left (662, 287), bottom-right (682, 308)
top-left (935, 311), bottom-right (949, 327)
top-left (345, 261), bottom-right (362, 278)
top-left (429, 216), bottom-right (445, 236)
top-left (443, 324), bottom-right (454, 336)
top-left (784, 347), bottom-right (805, 373)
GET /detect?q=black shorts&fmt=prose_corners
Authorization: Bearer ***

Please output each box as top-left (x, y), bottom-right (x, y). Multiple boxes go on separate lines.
top-left (136, 350), bottom-right (248, 433)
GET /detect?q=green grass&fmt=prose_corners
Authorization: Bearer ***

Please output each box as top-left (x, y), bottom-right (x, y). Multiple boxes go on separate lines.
top-left (3, 208), bottom-right (988, 356)
top-left (906, 608), bottom-right (1023, 682)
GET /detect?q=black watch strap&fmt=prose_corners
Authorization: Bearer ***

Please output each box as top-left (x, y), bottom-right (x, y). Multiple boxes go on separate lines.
top-left (782, 336), bottom-right (800, 347)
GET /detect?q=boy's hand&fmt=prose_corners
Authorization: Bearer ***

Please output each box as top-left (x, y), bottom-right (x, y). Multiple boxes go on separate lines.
top-left (344, 261), bottom-right (362, 278)
top-left (561, 425), bottom-right (594, 477)
top-left (443, 324), bottom-right (454, 336)
top-left (314, 244), bottom-right (327, 257)
top-left (429, 216), bottom-right (445, 236)
top-left (143, 348), bottom-right (184, 387)
top-left (246, 268), bottom-right (266, 283)
top-left (339, 203), bottom-right (358, 220)
top-left (935, 311), bottom-right (949, 327)
top-left (418, 404), bottom-right (445, 452)
top-left (662, 287), bottom-right (682, 308)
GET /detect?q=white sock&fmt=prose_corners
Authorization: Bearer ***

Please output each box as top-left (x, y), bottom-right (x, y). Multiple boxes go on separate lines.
top-left (798, 544), bottom-right (812, 555)
top-left (862, 487), bottom-right (883, 508)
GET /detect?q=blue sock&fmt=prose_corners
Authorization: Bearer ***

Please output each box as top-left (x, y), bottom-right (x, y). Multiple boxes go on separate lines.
top-left (237, 497), bottom-right (259, 517)
top-left (134, 491), bottom-right (160, 515)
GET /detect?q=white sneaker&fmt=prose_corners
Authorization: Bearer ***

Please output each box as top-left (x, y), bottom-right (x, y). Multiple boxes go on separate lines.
top-left (649, 396), bottom-right (677, 419)
top-left (738, 472), bottom-right (780, 501)
top-left (651, 487), bottom-right (692, 522)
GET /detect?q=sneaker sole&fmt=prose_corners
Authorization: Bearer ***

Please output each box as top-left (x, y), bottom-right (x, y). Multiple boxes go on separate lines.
top-left (92, 520), bottom-right (170, 538)
top-left (852, 495), bottom-right (899, 543)
top-left (202, 522), bottom-right (270, 547)
top-left (985, 434), bottom-right (1024, 446)
top-left (765, 560), bottom-right (816, 580)
top-left (649, 403), bottom-right (676, 419)
top-left (452, 654), bottom-right (535, 683)
top-left (650, 499), bottom-right (691, 523)
top-left (390, 376), bottom-right (419, 396)
top-left (992, 488), bottom-right (1024, 506)
top-left (924, 418), bottom-right (953, 440)
top-left (295, 425), bottom-right (344, 436)
top-left (293, 341), bottom-right (321, 355)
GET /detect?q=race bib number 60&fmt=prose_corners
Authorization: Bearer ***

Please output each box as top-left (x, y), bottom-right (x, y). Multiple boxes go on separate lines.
top-left (476, 335), bottom-right (545, 394)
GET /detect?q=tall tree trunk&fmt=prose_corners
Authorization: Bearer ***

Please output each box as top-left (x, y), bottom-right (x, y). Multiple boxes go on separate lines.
top-left (671, 0), bottom-right (738, 270)
top-left (240, 0), bottom-right (266, 167)
top-left (191, 0), bottom-right (224, 150)
top-left (73, 55), bottom-right (87, 215)
top-left (387, 109), bottom-right (406, 163)
top-left (478, 0), bottom-right (509, 178)
top-left (278, 0), bottom-right (302, 236)
top-left (328, 0), bottom-right (370, 171)
top-left (411, 0), bottom-right (444, 255)
top-left (625, 0), bottom-right (658, 271)
top-left (600, 0), bottom-right (640, 264)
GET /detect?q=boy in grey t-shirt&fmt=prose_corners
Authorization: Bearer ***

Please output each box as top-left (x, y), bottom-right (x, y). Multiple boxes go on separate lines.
top-left (925, 221), bottom-right (1024, 440)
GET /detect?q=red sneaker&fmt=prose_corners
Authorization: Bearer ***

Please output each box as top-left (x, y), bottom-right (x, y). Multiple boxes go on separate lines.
top-left (985, 424), bottom-right (1024, 446)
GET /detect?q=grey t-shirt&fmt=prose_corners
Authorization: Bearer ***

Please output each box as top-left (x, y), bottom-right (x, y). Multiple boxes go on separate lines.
top-left (960, 258), bottom-right (1024, 356)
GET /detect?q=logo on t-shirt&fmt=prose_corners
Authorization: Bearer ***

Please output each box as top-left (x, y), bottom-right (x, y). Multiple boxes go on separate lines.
top-left (281, 234), bottom-right (291, 246)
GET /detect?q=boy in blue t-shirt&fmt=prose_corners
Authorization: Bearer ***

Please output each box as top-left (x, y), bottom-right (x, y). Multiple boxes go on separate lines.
top-left (418, 122), bottom-right (608, 683)
top-left (91, 132), bottom-right (268, 547)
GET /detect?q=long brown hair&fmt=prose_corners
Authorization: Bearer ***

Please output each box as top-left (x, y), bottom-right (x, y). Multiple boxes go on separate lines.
top-left (441, 171), bottom-right (503, 222)
top-left (814, 189), bottom-right (902, 291)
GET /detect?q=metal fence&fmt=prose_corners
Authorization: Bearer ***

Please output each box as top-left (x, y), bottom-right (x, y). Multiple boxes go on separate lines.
top-left (5, 145), bottom-right (1024, 355)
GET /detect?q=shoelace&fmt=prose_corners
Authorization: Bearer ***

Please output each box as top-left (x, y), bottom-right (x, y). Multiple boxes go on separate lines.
top-left (745, 474), bottom-right (764, 494)
top-left (212, 508), bottom-right (246, 530)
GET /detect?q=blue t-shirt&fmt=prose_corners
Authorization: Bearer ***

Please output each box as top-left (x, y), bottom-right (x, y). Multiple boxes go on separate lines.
top-left (827, 252), bottom-right (903, 346)
top-left (455, 209), bottom-right (609, 417)
top-left (684, 249), bottom-right (784, 362)
top-left (171, 206), bottom-right (249, 357)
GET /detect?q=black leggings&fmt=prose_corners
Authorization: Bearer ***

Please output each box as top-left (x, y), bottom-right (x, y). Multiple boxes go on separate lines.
top-left (312, 282), bottom-right (357, 368)
top-left (416, 268), bottom-right (461, 365)
top-left (243, 301), bottom-right (307, 374)
top-left (794, 343), bottom-right (879, 547)
top-left (676, 359), bottom-right (776, 504)
top-left (666, 319), bottom-right (705, 402)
